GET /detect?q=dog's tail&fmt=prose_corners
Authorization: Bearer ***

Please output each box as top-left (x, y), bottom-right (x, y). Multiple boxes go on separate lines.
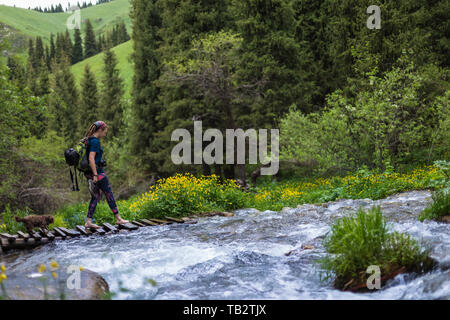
top-left (14, 215), bottom-right (24, 223)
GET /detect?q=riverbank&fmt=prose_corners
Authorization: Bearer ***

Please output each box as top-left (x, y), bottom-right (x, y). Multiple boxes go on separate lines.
top-left (0, 165), bottom-right (446, 234)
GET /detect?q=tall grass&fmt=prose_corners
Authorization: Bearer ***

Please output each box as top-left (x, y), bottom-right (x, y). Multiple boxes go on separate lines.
top-left (319, 206), bottom-right (435, 290)
top-left (419, 189), bottom-right (450, 221)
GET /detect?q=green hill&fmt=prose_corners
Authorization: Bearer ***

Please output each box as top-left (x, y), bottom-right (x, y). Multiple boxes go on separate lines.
top-left (0, 0), bottom-right (132, 60)
top-left (0, 0), bottom-right (131, 41)
top-left (71, 40), bottom-right (133, 98)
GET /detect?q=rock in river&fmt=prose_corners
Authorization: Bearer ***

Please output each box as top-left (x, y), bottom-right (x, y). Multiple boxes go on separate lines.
top-left (1, 268), bottom-right (109, 300)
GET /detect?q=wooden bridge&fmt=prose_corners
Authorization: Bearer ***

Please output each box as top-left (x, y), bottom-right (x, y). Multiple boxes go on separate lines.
top-left (0, 216), bottom-right (197, 254)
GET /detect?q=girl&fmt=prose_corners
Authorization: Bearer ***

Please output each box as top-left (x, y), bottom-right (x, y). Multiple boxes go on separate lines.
top-left (83, 121), bottom-right (129, 229)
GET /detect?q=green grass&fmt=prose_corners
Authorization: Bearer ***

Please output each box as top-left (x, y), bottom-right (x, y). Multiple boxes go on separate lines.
top-left (71, 40), bottom-right (133, 98)
top-left (319, 206), bottom-right (435, 290)
top-left (419, 189), bottom-right (450, 221)
top-left (0, 0), bottom-right (132, 43)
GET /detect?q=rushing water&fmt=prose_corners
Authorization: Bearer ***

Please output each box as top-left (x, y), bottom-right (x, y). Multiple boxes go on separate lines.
top-left (1, 190), bottom-right (449, 299)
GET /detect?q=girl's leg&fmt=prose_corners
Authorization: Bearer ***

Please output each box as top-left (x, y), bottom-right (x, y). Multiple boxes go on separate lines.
top-left (86, 186), bottom-right (101, 228)
top-left (97, 173), bottom-right (129, 224)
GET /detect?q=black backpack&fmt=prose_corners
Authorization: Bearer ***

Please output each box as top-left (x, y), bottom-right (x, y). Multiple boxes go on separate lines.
top-left (64, 138), bottom-right (91, 191)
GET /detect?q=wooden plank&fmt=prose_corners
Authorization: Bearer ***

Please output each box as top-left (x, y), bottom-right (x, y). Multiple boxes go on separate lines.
top-left (59, 227), bottom-right (81, 237)
top-left (102, 223), bottom-right (118, 233)
top-left (90, 227), bottom-right (106, 235)
top-left (52, 227), bottom-right (66, 238)
top-left (139, 219), bottom-right (158, 226)
top-left (76, 225), bottom-right (90, 236)
top-left (0, 233), bottom-right (16, 242)
top-left (131, 220), bottom-right (145, 227)
top-left (1, 238), bottom-right (10, 247)
top-left (54, 236), bottom-right (63, 241)
top-left (164, 216), bottom-right (184, 223)
top-left (30, 232), bottom-right (42, 241)
top-left (46, 231), bottom-right (55, 240)
top-left (117, 222), bottom-right (139, 231)
top-left (148, 218), bottom-right (172, 225)
top-left (17, 231), bottom-right (30, 239)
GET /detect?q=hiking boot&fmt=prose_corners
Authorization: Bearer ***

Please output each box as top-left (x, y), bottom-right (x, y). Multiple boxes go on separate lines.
top-left (88, 179), bottom-right (98, 197)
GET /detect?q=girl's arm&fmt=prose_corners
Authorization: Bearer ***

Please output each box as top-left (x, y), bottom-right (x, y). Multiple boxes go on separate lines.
top-left (89, 152), bottom-right (98, 181)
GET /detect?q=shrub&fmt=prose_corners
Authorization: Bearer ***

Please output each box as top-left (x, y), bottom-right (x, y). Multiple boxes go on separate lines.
top-left (129, 173), bottom-right (247, 219)
top-left (319, 206), bottom-right (434, 290)
top-left (419, 189), bottom-right (450, 222)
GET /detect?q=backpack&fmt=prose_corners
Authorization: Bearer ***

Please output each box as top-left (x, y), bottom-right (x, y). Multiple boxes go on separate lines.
top-left (64, 137), bottom-right (91, 191)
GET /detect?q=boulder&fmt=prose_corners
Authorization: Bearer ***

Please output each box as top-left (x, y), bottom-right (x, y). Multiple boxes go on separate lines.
top-left (1, 268), bottom-right (109, 300)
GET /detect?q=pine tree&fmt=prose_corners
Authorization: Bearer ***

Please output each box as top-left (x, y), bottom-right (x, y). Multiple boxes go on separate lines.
top-left (50, 55), bottom-right (79, 144)
top-left (49, 33), bottom-right (56, 62)
top-left (72, 28), bottom-right (83, 64)
top-left (34, 36), bottom-right (44, 65)
top-left (129, 0), bottom-right (163, 172)
top-left (63, 30), bottom-right (73, 64)
top-left (84, 19), bottom-right (97, 58)
top-left (233, 0), bottom-right (309, 127)
top-left (79, 64), bottom-right (100, 129)
top-left (100, 45), bottom-right (124, 137)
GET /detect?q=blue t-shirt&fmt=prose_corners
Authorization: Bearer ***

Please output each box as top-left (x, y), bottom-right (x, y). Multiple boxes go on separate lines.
top-left (88, 136), bottom-right (104, 173)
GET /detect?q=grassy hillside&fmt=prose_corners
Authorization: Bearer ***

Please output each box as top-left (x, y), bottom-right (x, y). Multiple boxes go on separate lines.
top-left (71, 40), bottom-right (133, 98)
top-left (0, 0), bottom-right (132, 42)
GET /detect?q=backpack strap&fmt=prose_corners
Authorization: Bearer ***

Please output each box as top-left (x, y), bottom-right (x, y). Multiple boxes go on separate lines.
top-left (74, 166), bottom-right (80, 191)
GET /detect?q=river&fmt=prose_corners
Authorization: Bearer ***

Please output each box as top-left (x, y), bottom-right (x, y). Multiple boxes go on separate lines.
top-left (1, 190), bottom-right (449, 299)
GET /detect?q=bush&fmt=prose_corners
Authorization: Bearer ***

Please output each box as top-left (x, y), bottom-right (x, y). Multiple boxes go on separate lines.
top-left (319, 206), bottom-right (434, 290)
top-left (129, 173), bottom-right (247, 219)
top-left (419, 189), bottom-right (450, 222)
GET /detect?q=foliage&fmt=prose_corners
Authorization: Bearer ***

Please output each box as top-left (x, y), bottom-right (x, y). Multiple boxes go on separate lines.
top-left (418, 189), bottom-right (450, 222)
top-left (319, 206), bottom-right (434, 289)
top-left (280, 51), bottom-right (449, 174)
top-left (129, 173), bottom-right (247, 218)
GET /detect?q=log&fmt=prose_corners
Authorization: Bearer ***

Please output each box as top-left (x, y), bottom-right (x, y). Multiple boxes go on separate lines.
top-left (1, 238), bottom-right (9, 248)
top-left (102, 223), bottom-right (118, 233)
top-left (139, 219), bottom-right (158, 226)
top-left (131, 220), bottom-right (145, 227)
top-left (164, 216), bottom-right (184, 223)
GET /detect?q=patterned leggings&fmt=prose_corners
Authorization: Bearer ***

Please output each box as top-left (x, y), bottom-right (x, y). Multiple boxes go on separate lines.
top-left (85, 172), bottom-right (119, 219)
